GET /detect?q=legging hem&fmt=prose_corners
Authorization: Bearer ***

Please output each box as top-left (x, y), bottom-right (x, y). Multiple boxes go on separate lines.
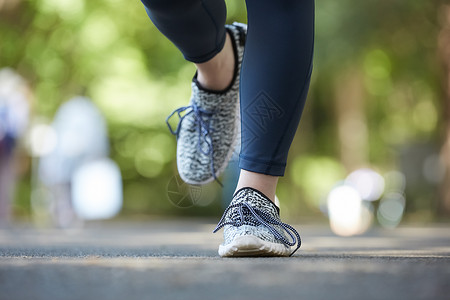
top-left (182, 31), bottom-right (227, 63)
top-left (238, 155), bottom-right (286, 176)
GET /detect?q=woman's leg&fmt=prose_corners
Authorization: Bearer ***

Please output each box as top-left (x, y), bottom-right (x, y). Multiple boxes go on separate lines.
top-left (236, 0), bottom-right (315, 201)
top-left (142, 0), bottom-right (245, 184)
top-left (214, 0), bottom-right (314, 257)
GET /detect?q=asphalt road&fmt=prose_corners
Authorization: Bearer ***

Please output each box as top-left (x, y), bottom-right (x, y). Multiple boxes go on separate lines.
top-left (0, 220), bottom-right (449, 300)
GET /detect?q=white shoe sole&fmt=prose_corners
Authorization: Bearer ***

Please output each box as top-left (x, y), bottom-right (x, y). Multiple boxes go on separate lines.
top-left (218, 235), bottom-right (291, 257)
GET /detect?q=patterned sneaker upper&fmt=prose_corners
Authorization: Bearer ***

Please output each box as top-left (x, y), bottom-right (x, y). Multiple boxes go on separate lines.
top-left (213, 187), bottom-right (302, 256)
top-left (166, 23), bottom-right (247, 185)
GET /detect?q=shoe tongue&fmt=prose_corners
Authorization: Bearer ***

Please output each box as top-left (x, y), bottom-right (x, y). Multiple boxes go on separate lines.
top-left (232, 187), bottom-right (280, 215)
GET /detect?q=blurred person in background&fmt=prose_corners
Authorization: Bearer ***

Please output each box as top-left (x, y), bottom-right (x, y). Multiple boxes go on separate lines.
top-left (37, 97), bottom-right (113, 228)
top-left (140, 0), bottom-right (314, 256)
top-left (0, 68), bottom-right (30, 226)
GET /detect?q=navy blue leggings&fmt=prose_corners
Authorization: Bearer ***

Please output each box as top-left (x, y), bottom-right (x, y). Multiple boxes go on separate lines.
top-left (141, 0), bottom-right (315, 176)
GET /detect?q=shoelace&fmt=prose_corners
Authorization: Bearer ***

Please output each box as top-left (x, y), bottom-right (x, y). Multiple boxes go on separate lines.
top-left (166, 103), bottom-right (221, 184)
top-left (213, 201), bottom-right (302, 256)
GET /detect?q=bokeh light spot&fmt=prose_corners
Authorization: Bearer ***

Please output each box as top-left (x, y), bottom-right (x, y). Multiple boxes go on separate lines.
top-left (29, 123), bottom-right (58, 157)
top-left (72, 159), bottom-right (123, 220)
top-left (345, 168), bottom-right (385, 201)
top-left (327, 184), bottom-right (369, 236)
top-left (377, 192), bottom-right (406, 229)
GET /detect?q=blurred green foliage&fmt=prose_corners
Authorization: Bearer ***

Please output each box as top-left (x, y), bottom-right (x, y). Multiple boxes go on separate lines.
top-left (0, 0), bottom-right (445, 220)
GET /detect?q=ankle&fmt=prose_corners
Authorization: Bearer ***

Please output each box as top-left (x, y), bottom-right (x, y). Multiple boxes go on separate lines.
top-left (195, 32), bottom-right (235, 91)
top-left (235, 170), bottom-right (279, 202)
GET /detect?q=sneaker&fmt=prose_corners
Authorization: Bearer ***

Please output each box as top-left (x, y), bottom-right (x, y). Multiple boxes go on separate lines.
top-left (166, 22), bottom-right (247, 185)
top-left (213, 187), bottom-right (301, 257)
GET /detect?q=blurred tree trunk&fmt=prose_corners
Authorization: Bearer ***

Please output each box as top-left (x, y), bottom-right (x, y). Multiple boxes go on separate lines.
top-left (438, 4), bottom-right (450, 216)
top-left (334, 67), bottom-right (368, 172)
top-left (0, 0), bottom-right (21, 13)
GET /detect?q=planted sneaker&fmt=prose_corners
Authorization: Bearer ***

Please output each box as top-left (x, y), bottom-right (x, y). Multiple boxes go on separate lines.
top-left (166, 22), bottom-right (247, 185)
top-left (213, 187), bottom-right (301, 257)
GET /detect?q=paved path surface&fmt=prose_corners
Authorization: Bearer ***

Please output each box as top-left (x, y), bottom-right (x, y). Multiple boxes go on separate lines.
top-left (0, 220), bottom-right (449, 300)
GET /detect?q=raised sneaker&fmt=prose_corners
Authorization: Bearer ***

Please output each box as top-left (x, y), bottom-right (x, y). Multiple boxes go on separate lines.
top-left (166, 22), bottom-right (247, 185)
